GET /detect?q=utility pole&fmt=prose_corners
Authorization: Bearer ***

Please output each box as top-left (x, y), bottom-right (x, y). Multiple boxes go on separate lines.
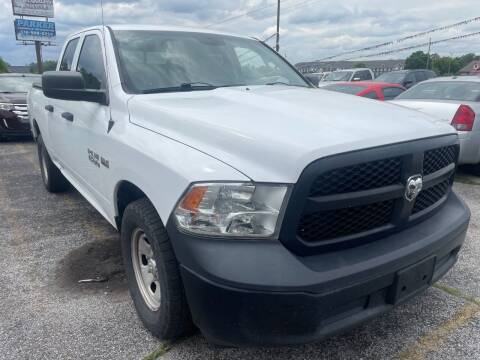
top-left (275, 0), bottom-right (280, 52)
top-left (426, 37), bottom-right (431, 69)
top-left (34, 40), bottom-right (43, 74)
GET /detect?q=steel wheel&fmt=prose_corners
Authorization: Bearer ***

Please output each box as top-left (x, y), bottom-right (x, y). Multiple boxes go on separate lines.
top-left (131, 228), bottom-right (161, 311)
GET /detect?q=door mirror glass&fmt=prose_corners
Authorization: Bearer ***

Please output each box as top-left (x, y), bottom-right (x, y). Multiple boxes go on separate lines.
top-left (42, 71), bottom-right (107, 105)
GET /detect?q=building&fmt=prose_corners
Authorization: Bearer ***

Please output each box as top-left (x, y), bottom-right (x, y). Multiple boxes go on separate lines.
top-left (295, 59), bottom-right (405, 77)
top-left (458, 60), bottom-right (480, 75)
top-left (7, 65), bottom-right (31, 73)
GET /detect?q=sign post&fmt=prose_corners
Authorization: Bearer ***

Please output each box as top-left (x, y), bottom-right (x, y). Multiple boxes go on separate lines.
top-left (11, 0), bottom-right (55, 74)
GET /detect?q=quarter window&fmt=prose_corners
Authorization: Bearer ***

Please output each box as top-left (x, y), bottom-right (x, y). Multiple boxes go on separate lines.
top-left (382, 87), bottom-right (404, 100)
top-left (76, 35), bottom-right (107, 90)
top-left (59, 38), bottom-right (79, 71)
top-left (363, 91), bottom-right (379, 99)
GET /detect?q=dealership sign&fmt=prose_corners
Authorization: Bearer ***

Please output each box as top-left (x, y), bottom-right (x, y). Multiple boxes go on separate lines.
top-left (11, 0), bottom-right (54, 18)
top-left (14, 19), bottom-right (55, 42)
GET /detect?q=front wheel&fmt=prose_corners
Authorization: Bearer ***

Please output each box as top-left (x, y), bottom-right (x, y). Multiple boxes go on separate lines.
top-left (120, 198), bottom-right (193, 341)
top-left (37, 134), bottom-right (69, 193)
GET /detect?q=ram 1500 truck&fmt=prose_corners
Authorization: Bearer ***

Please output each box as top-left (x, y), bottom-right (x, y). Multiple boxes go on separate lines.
top-left (28, 25), bottom-right (470, 346)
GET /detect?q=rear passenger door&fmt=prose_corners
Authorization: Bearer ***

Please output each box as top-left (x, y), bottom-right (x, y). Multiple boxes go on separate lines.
top-left (47, 37), bottom-right (80, 166)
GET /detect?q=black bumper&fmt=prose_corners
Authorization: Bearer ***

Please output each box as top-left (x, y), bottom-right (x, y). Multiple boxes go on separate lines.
top-left (167, 192), bottom-right (470, 346)
top-left (0, 110), bottom-right (31, 138)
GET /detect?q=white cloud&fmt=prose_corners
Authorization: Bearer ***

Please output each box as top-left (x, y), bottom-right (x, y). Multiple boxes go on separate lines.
top-left (0, 0), bottom-right (479, 66)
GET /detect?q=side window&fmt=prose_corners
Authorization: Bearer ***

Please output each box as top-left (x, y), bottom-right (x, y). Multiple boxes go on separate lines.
top-left (76, 35), bottom-right (107, 90)
top-left (415, 71), bottom-right (427, 82)
top-left (382, 87), bottom-right (405, 100)
top-left (59, 38), bottom-right (79, 71)
top-left (363, 91), bottom-right (379, 99)
top-left (405, 72), bottom-right (415, 85)
top-left (355, 70), bottom-right (372, 80)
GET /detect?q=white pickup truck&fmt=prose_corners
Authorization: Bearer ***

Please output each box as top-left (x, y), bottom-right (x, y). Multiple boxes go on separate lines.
top-left (28, 25), bottom-right (470, 346)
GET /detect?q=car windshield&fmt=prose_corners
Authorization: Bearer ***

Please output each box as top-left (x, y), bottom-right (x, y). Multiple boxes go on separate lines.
top-left (322, 71), bottom-right (353, 82)
top-left (112, 30), bottom-right (310, 94)
top-left (396, 81), bottom-right (480, 102)
top-left (323, 84), bottom-right (367, 95)
top-left (0, 76), bottom-right (39, 93)
top-left (374, 72), bottom-right (406, 83)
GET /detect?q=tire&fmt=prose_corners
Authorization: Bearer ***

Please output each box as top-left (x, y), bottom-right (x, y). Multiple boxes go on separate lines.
top-left (121, 198), bottom-right (193, 341)
top-left (37, 134), bottom-right (70, 192)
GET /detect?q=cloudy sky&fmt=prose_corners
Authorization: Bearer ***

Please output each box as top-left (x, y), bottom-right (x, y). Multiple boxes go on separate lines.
top-left (1, 0), bottom-right (480, 66)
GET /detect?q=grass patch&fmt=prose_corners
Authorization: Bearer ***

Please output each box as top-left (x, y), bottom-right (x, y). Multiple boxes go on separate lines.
top-left (143, 343), bottom-right (171, 360)
top-left (434, 283), bottom-right (480, 306)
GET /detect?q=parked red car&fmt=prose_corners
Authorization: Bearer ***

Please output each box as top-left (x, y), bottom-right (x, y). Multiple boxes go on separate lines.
top-left (322, 81), bottom-right (406, 100)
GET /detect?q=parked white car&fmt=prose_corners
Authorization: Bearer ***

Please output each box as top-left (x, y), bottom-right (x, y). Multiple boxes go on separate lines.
top-left (318, 68), bottom-right (374, 87)
top-left (391, 76), bottom-right (480, 168)
top-left (28, 25), bottom-right (469, 346)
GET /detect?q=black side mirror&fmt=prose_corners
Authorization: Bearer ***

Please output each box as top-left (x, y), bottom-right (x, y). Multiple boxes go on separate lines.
top-left (42, 71), bottom-right (108, 105)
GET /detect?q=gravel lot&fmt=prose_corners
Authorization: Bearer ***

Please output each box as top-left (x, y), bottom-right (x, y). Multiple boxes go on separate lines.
top-left (1, 140), bottom-right (479, 360)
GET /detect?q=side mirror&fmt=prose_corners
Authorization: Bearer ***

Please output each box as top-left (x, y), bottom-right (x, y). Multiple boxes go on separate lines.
top-left (403, 80), bottom-right (413, 88)
top-left (42, 71), bottom-right (108, 105)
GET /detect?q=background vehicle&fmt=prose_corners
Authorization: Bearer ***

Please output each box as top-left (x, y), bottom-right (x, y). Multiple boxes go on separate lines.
top-left (318, 68), bottom-right (374, 86)
top-left (0, 73), bottom-right (40, 140)
top-left (323, 81), bottom-right (405, 100)
top-left (28, 25), bottom-right (469, 347)
top-left (391, 76), bottom-right (480, 168)
top-left (375, 69), bottom-right (436, 89)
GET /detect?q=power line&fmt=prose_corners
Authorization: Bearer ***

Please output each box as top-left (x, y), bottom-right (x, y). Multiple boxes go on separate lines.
top-left (344, 30), bottom-right (480, 60)
top-left (319, 16), bottom-right (480, 61)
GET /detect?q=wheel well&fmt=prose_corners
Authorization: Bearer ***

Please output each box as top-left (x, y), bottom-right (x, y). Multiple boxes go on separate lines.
top-left (115, 181), bottom-right (147, 229)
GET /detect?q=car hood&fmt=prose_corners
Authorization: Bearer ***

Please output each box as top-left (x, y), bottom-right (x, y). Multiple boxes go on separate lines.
top-left (128, 85), bottom-right (456, 183)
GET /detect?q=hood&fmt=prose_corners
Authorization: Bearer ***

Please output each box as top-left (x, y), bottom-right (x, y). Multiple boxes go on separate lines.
top-left (0, 92), bottom-right (26, 104)
top-left (390, 99), bottom-right (462, 125)
top-left (128, 86), bottom-right (456, 183)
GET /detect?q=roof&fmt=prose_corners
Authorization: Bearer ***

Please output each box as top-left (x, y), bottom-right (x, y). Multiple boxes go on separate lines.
top-left (0, 73), bottom-right (40, 77)
top-left (68, 24), bottom-right (250, 40)
top-left (422, 75), bottom-right (480, 83)
top-left (324, 81), bottom-right (405, 88)
top-left (459, 60), bottom-right (480, 74)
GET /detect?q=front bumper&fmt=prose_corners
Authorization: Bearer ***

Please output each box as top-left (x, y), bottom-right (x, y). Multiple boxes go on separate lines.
top-left (0, 110), bottom-right (31, 138)
top-left (167, 192), bottom-right (470, 346)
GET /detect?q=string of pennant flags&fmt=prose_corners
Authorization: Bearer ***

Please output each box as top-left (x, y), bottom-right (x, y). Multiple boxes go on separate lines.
top-left (319, 16), bottom-right (480, 61)
top-left (343, 30), bottom-right (480, 60)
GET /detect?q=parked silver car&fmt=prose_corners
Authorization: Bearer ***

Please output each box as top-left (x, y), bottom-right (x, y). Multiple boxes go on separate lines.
top-left (391, 76), bottom-right (480, 168)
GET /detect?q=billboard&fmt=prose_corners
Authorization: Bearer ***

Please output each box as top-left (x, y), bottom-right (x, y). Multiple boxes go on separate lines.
top-left (14, 19), bottom-right (56, 42)
top-left (11, 0), bottom-right (54, 18)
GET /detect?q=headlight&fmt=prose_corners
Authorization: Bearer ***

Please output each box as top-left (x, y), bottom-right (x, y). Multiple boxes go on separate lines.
top-left (0, 103), bottom-right (14, 111)
top-left (174, 183), bottom-right (289, 238)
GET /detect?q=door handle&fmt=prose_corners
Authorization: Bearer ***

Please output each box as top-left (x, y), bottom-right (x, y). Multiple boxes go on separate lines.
top-left (45, 105), bottom-right (54, 112)
top-left (61, 112), bottom-right (74, 122)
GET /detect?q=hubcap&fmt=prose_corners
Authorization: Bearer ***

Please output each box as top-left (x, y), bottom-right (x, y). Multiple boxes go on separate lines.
top-left (131, 228), bottom-right (161, 311)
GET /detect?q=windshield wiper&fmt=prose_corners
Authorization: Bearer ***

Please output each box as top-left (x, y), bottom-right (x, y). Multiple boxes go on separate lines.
top-left (141, 82), bottom-right (218, 94)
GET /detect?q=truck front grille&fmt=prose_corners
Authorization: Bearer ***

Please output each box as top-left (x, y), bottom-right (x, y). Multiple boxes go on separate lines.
top-left (12, 103), bottom-right (29, 121)
top-left (279, 136), bottom-right (459, 255)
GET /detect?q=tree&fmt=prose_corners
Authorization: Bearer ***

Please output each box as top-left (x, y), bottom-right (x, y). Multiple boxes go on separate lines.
top-left (0, 57), bottom-right (8, 73)
top-left (29, 60), bottom-right (57, 73)
top-left (405, 51), bottom-right (429, 70)
top-left (353, 62), bottom-right (366, 68)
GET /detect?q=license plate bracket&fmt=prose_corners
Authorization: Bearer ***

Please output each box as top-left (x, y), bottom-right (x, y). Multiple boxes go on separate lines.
top-left (387, 256), bottom-right (436, 304)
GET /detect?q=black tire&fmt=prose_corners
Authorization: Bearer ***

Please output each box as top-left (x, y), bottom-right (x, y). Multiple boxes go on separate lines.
top-left (121, 198), bottom-right (193, 341)
top-left (37, 134), bottom-right (70, 192)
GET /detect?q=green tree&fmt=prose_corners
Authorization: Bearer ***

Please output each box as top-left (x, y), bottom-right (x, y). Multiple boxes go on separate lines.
top-left (29, 60), bottom-right (57, 73)
top-left (0, 57), bottom-right (8, 73)
top-left (405, 51), bottom-right (429, 70)
top-left (353, 62), bottom-right (366, 68)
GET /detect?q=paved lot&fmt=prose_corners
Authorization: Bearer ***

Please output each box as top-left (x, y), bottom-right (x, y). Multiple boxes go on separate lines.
top-left (1, 140), bottom-right (479, 360)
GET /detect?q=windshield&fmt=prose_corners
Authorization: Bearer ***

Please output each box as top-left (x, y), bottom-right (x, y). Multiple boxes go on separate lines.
top-left (0, 76), bottom-right (39, 93)
top-left (323, 84), bottom-right (367, 95)
top-left (374, 72), bottom-right (405, 84)
top-left (322, 71), bottom-right (353, 82)
top-left (112, 30), bottom-right (309, 94)
top-left (396, 81), bottom-right (480, 102)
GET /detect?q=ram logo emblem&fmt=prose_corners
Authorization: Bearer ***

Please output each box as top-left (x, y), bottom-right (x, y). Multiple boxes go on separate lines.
top-left (405, 175), bottom-right (423, 202)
